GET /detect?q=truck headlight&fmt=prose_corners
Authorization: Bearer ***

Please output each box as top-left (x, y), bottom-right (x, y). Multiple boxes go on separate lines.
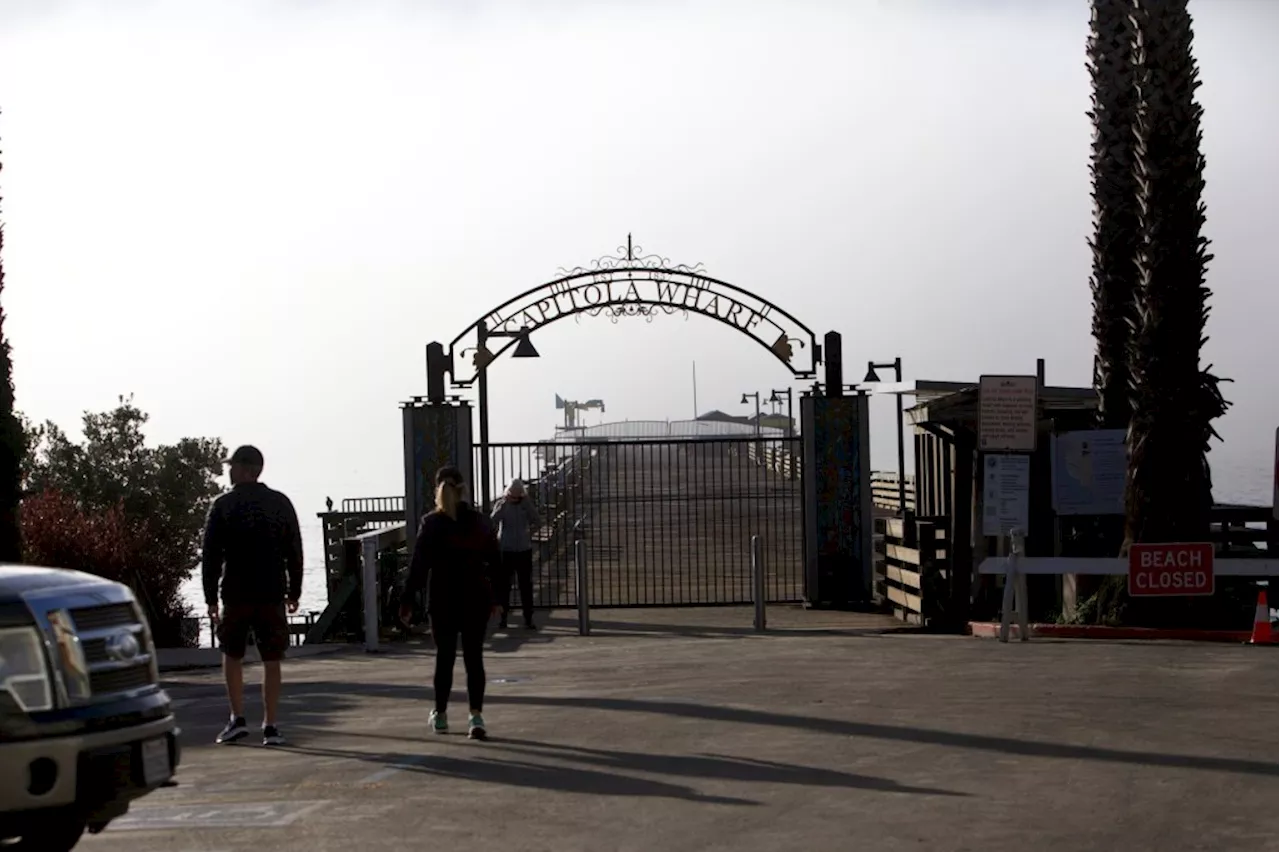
top-left (0, 627), bottom-right (54, 712)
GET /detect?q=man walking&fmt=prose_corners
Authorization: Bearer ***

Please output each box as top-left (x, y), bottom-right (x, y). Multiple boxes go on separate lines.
top-left (202, 445), bottom-right (303, 746)
top-left (490, 478), bottom-right (542, 630)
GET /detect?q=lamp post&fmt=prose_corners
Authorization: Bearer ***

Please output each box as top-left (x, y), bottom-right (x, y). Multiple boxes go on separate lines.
top-left (769, 388), bottom-right (794, 439)
top-left (740, 391), bottom-right (762, 435)
top-left (465, 321), bottom-right (540, 512)
top-left (865, 358), bottom-right (907, 518)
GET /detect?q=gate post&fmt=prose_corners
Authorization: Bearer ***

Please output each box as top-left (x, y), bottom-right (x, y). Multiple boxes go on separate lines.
top-left (402, 398), bottom-right (475, 549)
top-left (575, 538), bottom-right (590, 636)
top-left (801, 361), bottom-right (874, 609)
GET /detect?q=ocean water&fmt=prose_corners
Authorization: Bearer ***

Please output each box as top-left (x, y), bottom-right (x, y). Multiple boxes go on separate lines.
top-left (178, 520), bottom-right (330, 647)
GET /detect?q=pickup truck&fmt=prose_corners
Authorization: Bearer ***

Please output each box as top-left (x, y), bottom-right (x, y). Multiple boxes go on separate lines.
top-left (0, 564), bottom-right (182, 850)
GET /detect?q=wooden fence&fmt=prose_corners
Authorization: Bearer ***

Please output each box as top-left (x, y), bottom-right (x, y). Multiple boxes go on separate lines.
top-left (744, 445), bottom-right (917, 511)
top-left (870, 472), bottom-right (917, 515)
top-left (873, 515), bottom-right (949, 626)
top-left (746, 442), bottom-right (800, 480)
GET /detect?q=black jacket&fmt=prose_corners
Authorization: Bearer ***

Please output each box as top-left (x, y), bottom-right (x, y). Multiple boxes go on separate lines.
top-left (403, 503), bottom-right (498, 618)
top-left (202, 482), bottom-right (304, 608)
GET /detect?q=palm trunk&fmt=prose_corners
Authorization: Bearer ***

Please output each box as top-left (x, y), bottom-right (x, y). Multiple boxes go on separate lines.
top-left (1088, 0), bottom-right (1141, 432)
top-left (0, 124), bottom-right (25, 563)
top-left (1125, 0), bottom-right (1229, 550)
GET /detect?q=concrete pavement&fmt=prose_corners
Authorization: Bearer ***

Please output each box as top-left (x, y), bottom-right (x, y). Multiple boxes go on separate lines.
top-left (80, 607), bottom-right (1278, 852)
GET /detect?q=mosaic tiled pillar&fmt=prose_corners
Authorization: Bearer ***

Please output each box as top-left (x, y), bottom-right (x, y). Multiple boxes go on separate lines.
top-left (800, 392), bottom-right (873, 608)
top-left (401, 400), bottom-right (474, 548)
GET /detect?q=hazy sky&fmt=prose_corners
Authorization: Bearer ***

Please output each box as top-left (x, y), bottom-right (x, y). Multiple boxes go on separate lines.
top-left (1, 0), bottom-right (1276, 521)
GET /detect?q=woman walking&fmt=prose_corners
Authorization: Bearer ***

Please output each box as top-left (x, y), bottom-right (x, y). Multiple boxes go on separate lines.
top-left (400, 465), bottom-right (498, 740)
top-left (490, 478), bottom-right (542, 630)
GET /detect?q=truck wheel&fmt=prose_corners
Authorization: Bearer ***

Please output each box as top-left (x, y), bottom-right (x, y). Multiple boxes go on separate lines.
top-left (6, 816), bottom-right (86, 851)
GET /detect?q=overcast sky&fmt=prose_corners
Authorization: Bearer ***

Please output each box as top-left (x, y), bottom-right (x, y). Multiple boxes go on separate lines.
top-left (1, 0), bottom-right (1276, 521)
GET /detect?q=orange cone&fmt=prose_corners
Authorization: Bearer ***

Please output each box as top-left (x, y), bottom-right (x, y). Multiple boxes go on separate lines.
top-left (1249, 591), bottom-right (1276, 645)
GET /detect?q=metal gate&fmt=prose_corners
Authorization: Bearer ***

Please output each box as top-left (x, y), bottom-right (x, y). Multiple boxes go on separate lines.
top-left (476, 436), bottom-right (804, 607)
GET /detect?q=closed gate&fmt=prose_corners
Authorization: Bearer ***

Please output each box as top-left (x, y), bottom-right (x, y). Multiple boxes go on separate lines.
top-left (476, 436), bottom-right (804, 607)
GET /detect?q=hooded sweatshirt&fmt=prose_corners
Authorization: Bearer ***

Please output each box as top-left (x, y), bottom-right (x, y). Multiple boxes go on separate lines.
top-left (490, 493), bottom-right (542, 552)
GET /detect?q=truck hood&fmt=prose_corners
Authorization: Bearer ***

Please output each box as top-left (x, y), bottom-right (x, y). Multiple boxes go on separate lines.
top-left (0, 563), bottom-right (115, 605)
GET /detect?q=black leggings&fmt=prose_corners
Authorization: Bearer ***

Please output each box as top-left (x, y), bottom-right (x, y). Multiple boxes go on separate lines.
top-left (431, 615), bottom-right (487, 714)
top-left (498, 550), bottom-right (535, 624)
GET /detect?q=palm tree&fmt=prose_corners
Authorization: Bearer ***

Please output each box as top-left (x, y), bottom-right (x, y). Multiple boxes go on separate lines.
top-left (1125, 0), bottom-right (1229, 548)
top-left (0, 120), bottom-right (24, 562)
top-left (1088, 0), bottom-right (1140, 433)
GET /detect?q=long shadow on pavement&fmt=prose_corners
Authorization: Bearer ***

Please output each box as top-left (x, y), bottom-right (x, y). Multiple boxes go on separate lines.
top-left (276, 741), bottom-right (756, 805)
top-left (301, 728), bottom-right (966, 798)
top-left (252, 681), bottom-right (1275, 777)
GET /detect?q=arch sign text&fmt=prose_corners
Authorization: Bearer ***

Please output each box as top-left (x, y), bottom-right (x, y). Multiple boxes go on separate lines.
top-left (447, 237), bottom-right (820, 386)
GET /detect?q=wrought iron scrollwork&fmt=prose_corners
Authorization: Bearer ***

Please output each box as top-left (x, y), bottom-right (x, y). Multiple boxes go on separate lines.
top-left (555, 233), bottom-right (707, 279)
top-left (594, 303), bottom-right (689, 324)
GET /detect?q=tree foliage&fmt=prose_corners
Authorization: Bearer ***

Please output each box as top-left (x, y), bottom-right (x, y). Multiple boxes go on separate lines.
top-left (0, 114), bottom-right (23, 563)
top-left (22, 398), bottom-right (226, 645)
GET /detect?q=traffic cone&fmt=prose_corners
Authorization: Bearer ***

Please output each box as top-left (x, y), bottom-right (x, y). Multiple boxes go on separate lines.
top-left (1248, 591), bottom-right (1276, 645)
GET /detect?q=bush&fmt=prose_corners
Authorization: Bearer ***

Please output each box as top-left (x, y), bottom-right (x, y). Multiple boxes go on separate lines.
top-left (21, 398), bottom-right (225, 646)
top-left (20, 490), bottom-right (194, 646)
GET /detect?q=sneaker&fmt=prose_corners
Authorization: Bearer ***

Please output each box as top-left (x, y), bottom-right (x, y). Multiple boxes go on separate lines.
top-left (262, 725), bottom-right (286, 746)
top-left (429, 709), bottom-right (448, 734)
top-left (523, 621), bottom-right (538, 631)
top-left (216, 716), bottom-right (248, 745)
top-left (467, 712), bottom-right (487, 740)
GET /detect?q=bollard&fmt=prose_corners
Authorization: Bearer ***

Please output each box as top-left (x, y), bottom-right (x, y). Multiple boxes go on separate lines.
top-left (362, 536), bottom-right (380, 653)
top-left (751, 534), bottom-right (766, 632)
top-left (575, 539), bottom-right (590, 636)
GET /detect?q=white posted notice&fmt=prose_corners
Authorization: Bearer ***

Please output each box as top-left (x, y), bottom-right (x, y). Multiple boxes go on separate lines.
top-left (982, 453), bottom-right (1031, 538)
top-left (979, 375), bottom-right (1038, 452)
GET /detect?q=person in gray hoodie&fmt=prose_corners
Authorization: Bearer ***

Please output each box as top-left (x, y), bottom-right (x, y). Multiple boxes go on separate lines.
top-left (490, 478), bottom-right (542, 629)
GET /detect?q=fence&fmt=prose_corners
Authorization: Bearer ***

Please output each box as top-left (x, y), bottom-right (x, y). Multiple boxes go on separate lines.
top-left (870, 472), bottom-right (916, 514)
top-left (740, 445), bottom-right (917, 515)
top-left (178, 611), bottom-right (324, 650)
top-left (746, 441), bottom-right (799, 480)
top-left (873, 516), bottom-right (949, 626)
top-left (478, 436), bottom-right (805, 607)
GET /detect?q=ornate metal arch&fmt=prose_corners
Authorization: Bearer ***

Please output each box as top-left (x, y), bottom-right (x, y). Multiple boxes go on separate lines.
top-left (447, 236), bottom-right (821, 386)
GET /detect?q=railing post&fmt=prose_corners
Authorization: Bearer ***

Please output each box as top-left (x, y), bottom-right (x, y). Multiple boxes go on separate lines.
top-left (575, 538), bottom-right (590, 636)
top-left (998, 528), bottom-right (1028, 643)
top-left (752, 534), bottom-right (766, 632)
top-left (362, 535), bottom-right (380, 653)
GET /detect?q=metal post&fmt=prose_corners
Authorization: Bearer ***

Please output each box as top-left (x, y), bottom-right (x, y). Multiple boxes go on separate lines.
top-left (575, 539), bottom-right (590, 636)
top-left (998, 528), bottom-right (1028, 643)
top-left (752, 535), bottom-right (766, 632)
top-left (894, 358), bottom-right (907, 518)
top-left (362, 536), bottom-right (380, 653)
top-left (477, 320), bottom-right (492, 513)
top-left (786, 388), bottom-right (794, 440)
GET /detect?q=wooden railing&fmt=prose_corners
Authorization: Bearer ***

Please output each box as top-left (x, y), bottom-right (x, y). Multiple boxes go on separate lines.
top-left (870, 472), bottom-right (916, 515)
top-left (746, 442), bottom-right (800, 480)
top-left (743, 445), bottom-right (918, 513)
top-left (874, 516), bottom-right (948, 626)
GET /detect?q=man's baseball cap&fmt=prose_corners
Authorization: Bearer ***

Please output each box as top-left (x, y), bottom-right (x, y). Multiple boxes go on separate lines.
top-left (226, 445), bottom-right (265, 468)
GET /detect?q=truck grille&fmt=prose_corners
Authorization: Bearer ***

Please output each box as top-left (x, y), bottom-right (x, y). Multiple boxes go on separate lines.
top-left (89, 664), bottom-right (154, 695)
top-left (68, 603), bottom-right (157, 700)
top-left (69, 603), bottom-right (137, 631)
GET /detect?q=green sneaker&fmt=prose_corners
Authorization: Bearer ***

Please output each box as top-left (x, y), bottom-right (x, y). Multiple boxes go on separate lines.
top-left (467, 712), bottom-right (487, 740)
top-left (429, 710), bottom-right (448, 734)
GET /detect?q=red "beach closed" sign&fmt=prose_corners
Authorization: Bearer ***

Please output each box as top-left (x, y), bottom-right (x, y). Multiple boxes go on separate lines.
top-left (1128, 542), bottom-right (1215, 597)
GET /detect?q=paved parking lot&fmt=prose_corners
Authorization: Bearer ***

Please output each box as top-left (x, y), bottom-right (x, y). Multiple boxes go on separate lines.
top-left (80, 608), bottom-right (1278, 852)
